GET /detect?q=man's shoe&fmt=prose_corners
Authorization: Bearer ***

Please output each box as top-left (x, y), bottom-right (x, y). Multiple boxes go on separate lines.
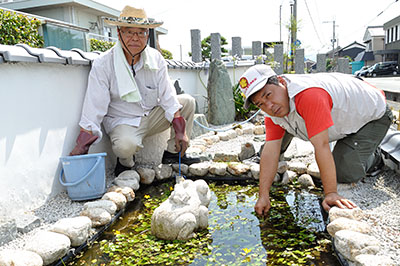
top-left (114, 157), bottom-right (134, 177)
top-left (366, 156), bottom-right (384, 177)
top-left (161, 150), bottom-right (201, 165)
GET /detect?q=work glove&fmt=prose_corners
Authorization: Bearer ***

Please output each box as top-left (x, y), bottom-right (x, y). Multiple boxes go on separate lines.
top-left (69, 130), bottom-right (98, 156)
top-left (172, 116), bottom-right (189, 155)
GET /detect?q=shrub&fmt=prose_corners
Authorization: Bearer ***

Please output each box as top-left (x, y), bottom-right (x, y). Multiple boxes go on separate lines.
top-left (89, 38), bottom-right (115, 52)
top-left (0, 9), bottom-right (44, 48)
top-left (161, 48), bottom-right (172, 59)
top-left (233, 82), bottom-right (258, 120)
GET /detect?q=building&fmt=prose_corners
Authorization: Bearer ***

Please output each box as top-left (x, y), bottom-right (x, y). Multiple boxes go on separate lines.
top-left (0, 0), bottom-right (167, 51)
top-left (337, 41), bottom-right (366, 61)
top-left (381, 15), bottom-right (400, 63)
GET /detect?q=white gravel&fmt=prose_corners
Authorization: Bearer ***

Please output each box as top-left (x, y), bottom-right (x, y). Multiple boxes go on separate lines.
top-left (1, 122), bottom-right (399, 264)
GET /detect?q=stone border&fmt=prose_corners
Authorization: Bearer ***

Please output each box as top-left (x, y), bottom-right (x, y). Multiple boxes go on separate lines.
top-left (0, 122), bottom-right (396, 265)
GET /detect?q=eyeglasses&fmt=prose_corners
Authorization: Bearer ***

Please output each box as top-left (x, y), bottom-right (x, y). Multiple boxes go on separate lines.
top-left (120, 29), bottom-right (149, 39)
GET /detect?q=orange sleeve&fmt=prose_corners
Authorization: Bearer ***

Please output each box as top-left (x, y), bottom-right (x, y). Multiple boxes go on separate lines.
top-left (295, 87), bottom-right (333, 139)
top-left (264, 116), bottom-right (285, 141)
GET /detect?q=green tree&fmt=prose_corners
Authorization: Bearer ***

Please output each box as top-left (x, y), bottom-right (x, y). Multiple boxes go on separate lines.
top-left (188, 35), bottom-right (228, 61)
top-left (89, 38), bottom-right (115, 52)
top-left (0, 9), bottom-right (44, 47)
top-left (161, 48), bottom-right (173, 59)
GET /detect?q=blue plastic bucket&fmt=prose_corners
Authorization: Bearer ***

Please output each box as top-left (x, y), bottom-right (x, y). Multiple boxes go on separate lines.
top-left (59, 153), bottom-right (107, 201)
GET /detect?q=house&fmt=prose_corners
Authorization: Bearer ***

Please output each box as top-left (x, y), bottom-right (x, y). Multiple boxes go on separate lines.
top-left (337, 41), bottom-right (366, 61)
top-left (0, 0), bottom-right (167, 51)
top-left (355, 26), bottom-right (385, 66)
top-left (380, 15), bottom-right (400, 63)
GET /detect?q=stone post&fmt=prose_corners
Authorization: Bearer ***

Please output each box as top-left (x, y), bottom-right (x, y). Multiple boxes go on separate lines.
top-left (232, 37), bottom-right (242, 59)
top-left (273, 43), bottom-right (284, 75)
top-left (210, 33), bottom-right (221, 61)
top-left (337, 58), bottom-right (350, 74)
top-left (295, 48), bottom-right (305, 74)
top-left (252, 41), bottom-right (262, 63)
top-left (317, 54), bottom-right (326, 73)
top-left (190, 29), bottom-right (202, 63)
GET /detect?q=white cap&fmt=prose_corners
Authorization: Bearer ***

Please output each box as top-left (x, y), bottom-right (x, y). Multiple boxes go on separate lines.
top-left (238, 64), bottom-right (277, 109)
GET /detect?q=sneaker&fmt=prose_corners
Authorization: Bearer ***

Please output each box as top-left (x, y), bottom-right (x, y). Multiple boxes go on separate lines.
top-left (114, 157), bottom-right (134, 177)
top-left (161, 150), bottom-right (201, 165)
top-left (366, 156), bottom-right (384, 177)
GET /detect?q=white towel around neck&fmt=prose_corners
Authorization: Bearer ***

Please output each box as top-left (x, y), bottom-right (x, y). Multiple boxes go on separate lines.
top-left (113, 41), bottom-right (160, 103)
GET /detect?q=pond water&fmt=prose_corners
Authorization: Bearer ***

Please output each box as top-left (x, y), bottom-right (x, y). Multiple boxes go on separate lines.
top-left (69, 180), bottom-right (340, 266)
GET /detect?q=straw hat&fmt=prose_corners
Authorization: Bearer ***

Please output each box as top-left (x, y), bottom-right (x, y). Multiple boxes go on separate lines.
top-left (104, 6), bottom-right (163, 28)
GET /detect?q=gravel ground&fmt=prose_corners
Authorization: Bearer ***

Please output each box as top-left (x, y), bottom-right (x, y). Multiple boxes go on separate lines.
top-left (1, 122), bottom-right (399, 264)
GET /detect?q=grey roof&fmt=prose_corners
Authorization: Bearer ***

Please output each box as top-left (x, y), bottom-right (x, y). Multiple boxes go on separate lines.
top-left (0, 44), bottom-right (206, 70)
top-left (354, 51), bottom-right (375, 62)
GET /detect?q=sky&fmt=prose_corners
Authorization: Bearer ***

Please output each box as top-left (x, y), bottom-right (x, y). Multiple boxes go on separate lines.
top-left (94, 0), bottom-right (400, 61)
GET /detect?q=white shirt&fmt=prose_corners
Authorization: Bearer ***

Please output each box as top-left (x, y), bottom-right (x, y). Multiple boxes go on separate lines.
top-left (79, 46), bottom-right (182, 141)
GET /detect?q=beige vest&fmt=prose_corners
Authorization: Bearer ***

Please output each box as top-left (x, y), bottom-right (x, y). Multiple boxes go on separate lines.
top-left (270, 73), bottom-right (386, 141)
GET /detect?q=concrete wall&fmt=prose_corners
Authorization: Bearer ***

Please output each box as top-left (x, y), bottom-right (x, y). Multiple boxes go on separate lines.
top-left (0, 55), bottom-right (253, 219)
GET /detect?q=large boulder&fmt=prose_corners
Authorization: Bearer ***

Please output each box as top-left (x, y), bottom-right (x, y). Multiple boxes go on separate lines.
top-left (0, 250), bottom-right (43, 266)
top-left (151, 179), bottom-right (211, 240)
top-left (50, 216), bottom-right (92, 246)
top-left (206, 59), bottom-right (235, 125)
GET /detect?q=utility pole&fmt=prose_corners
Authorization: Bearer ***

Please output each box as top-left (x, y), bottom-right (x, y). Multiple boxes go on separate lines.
top-left (290, 0), bottom-right (297, 72)
top-left (323, 20), bottom-right (337, 64)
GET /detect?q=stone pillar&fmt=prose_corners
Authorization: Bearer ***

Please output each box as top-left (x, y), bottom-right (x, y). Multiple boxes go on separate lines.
top-left (274, 44), bottom-right (284, 74)
top-left (251, 41), bottom-right (262, 64)
top-left (337, 58), bottom-right (350, 74)
top-left (190, 29), bottom-right (202, 63)
top-left (210, 33), bottom-right (221, 61)
top-left (232, 37), bottom-right (242, 59)
top-left (295, 48), bottom-right (305, 74)
top-left (317, 54), bottom-right (326, 73)
top-left (207, 60), bottom-right (235, 125)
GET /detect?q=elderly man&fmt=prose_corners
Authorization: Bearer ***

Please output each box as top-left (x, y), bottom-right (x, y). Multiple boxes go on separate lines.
top-left (239, 64), bottom-right (393, 215)
top-left (70, 6), bottom-right (199, 176)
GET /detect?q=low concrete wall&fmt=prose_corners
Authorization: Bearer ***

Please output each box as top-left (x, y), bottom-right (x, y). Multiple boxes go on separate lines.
top-left (0, 47), bottom-right (253, 219)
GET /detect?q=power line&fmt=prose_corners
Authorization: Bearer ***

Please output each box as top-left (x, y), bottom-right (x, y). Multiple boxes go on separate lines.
top-left (303, 0), bottom-right (324, 46)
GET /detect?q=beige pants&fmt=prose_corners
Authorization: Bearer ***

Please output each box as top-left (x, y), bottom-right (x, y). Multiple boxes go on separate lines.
top-left (109, 94), bottom-right (195, 167)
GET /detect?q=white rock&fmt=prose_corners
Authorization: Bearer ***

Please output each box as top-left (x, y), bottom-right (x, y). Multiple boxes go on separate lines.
top-left (0, 249), bottom-right (43, 266)
top-left (136, 167), bottom-right (156, 185)
top-left (334, 230), bottom-right (380, 261)
top-left (277, 161), bottom-right (289, 174)
top-left (218, 130), bottom-right (237, 141)
top-left (235, 128), bottom-right (243, 135)
top-left (242, 124), bottom-right (255, 134)
top-left (288, 161), bottom-right (307, 175)
top-left (253, 125), bottom-right (265, 135)
top-left (273, 173), bottom-right (281, 183)
top-left (327, 217), bottom-right (372, 237)
top-left (329, 207), bottom-right (364, 222)
top-left (151, 179), bottom-right (211, 240)
top-left (102, 192), bottom-right (127, 210)
top-left (172, 163), bottom-right (189, 175)
top-left (250, 164), bottom-right (260, 180)
top-left (154, 164), bottom-right (173, 180)
top-left (25, 231), bottom-right (70, 265)
top-left (202, 135), bottom-right (220, 145)
top-left (108, 186), bottom-right (135, 202)
top-left (307, 162), bottom-right (320, 178)
top-left (114, 170), bottom-right (140, 191)
top-left (281, 170), bottom-right (297, 184)
top-left (50, 216), bottom-right (92, 246)
top-left (83, 199), bottom-right (117, 215)
top-left (213, 152), bottom-right (239, 162)
top-left (227, 162), bottom-right (250, 176)
top-left (352, 254), bottom-right (396, 266)
top-left (209, 162), bottom-right (227, 176)
top-left (238, 142), bottom-right (255, 161)
top-left (80, 207), bottom-right (112, 227)
top-left (298, 174), bottom-right (315, 188)
top-left (189, 162), bottom-right (209, 176)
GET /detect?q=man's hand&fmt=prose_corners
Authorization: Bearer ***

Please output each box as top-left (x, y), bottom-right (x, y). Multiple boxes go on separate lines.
top-left (255, 195), bottom-right (271, 216)
top-left (172, 116), bottom-right (189, 155)
top-left (322, 192), bottom-right (357, 212)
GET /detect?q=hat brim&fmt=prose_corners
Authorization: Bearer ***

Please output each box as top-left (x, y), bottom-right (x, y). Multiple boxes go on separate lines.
top-left (104, 18), bottom-right (163, 29)
top-left (243, 77), bottom-right (268, 109)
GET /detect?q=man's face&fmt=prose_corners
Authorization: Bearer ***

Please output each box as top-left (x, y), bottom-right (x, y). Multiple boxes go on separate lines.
top-left (118, 26), bottom-right (149, 55)
top-left (251, 80), bottom-right (290, 117)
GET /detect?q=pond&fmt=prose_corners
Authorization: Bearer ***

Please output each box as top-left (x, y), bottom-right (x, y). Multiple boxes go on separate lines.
top-left (69, 179), bottom-right (341, 265)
